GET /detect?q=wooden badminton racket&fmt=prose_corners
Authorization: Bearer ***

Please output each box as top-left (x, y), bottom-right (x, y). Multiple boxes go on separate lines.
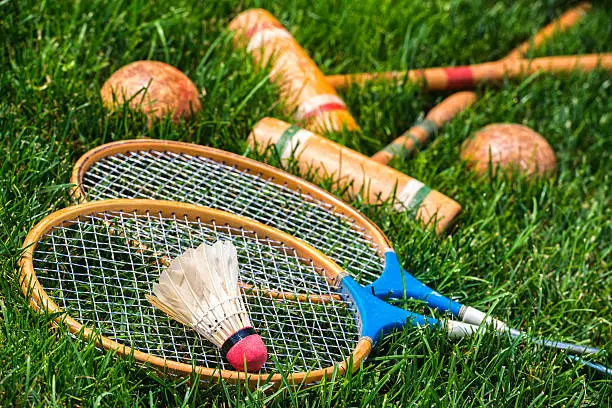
top-left (21, 199), bottom-right (487, 388)
top-left (69, 139), bottom-right (608, 368)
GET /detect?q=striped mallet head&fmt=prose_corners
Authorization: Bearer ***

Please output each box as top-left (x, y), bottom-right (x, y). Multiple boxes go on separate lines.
top-left (229, 8), bottom-right (360, 134)
top-left (247, 117), bottom-right (462, 234)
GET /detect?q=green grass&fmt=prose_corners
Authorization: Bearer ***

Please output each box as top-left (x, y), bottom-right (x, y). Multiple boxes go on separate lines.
top-left (1, 0), bottom-right (611, 405)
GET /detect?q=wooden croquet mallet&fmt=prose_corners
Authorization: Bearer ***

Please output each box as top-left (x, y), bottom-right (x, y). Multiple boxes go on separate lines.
top-left (370, 2), bottom-right (593, 164)
top-left (248, 117), bottom-right (462, 234)
top-left (229, 9), bottom-right (360, 134)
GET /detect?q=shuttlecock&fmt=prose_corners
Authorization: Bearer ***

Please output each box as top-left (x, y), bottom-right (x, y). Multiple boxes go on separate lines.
top-left (147, 240), bottom-right (268, 372)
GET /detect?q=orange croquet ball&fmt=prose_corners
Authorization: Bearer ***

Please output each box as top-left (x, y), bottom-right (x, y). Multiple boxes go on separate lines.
top-left (460, 123), bottom-right (557, 178)
top-left (101, 60), bottom-right (202, 123)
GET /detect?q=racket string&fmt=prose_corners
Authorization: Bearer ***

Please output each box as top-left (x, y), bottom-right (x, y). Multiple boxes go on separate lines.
top-left (100, 153), bottom-right (380, 280)
top-left (33, 210), bottom-right (360, 372)
top-left (82, 151), bottom-right (383, 284)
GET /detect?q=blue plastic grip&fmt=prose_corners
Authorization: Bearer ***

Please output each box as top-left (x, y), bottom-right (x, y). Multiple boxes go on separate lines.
top-left (367, 250), bottom-right (463, 316)
top-left (340, 276), bottom-right (440, 344)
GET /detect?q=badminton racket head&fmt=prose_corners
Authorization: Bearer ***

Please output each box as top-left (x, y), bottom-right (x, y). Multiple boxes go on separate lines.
top-left (19, 199), bottom-right (372, 387)
top-left (71, 139), bottom-right (394, 286)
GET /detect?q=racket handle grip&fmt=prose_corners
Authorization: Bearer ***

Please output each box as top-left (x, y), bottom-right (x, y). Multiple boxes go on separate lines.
top-left (446, 321), bottom-right (479, 339)
top-left (458, 306), bottom-right (509, 332)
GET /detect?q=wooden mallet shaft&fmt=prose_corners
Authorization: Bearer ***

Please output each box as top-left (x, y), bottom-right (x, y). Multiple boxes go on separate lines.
top-left (371, 92), bottom-right (477, 164)
top-left (229, 9), bottom-right (360, 134)
top-left (502, 2), bottom-right (591, 60)
top-left (371, 2), bottom-right (592, 165)
top-left (326, 54), bottom-right (612, 90)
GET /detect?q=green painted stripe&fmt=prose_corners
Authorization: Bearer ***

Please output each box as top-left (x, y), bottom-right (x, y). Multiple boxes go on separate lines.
top-left (407, 185), bottom-right (431, 210)
top-left (382, 143), bottom-right (407, 156)
top-left (383, 119), bottom-right (438, 161)
top-left (414, 119), bottom-right (439, 139)
top-left (275, 125), bottom-right (301, 157)
top-left (382, 140), bottom-right (418, 161)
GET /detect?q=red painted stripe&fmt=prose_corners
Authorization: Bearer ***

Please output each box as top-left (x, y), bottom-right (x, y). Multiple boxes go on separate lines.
top-left (245, 22), bottom-right (284, 39)
top-left (444, 66), bottom-right (475, 89)
top-left (299, 103), bottom-right (347, 120)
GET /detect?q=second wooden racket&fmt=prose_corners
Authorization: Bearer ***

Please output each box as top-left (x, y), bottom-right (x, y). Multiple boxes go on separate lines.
top-left (69, 139), bottom-right (606, 365)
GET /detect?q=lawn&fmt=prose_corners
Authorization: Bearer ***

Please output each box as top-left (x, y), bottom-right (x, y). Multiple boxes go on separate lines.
top-left (1, 0), bottom-right (611, 406)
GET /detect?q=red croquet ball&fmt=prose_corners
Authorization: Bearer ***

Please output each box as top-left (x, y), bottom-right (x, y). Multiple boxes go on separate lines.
top-left (100, 60), bottom-right (201, 123)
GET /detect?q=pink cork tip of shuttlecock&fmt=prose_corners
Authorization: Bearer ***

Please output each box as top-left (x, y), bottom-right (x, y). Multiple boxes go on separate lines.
top-left (225, 333), bottom-right (268, 372)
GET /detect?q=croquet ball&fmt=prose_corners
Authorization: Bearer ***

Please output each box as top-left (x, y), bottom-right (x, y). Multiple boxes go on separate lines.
top-left (460, 123), bottom-right (557, 178)
top-left (100, 60), bottom-right (201, 122)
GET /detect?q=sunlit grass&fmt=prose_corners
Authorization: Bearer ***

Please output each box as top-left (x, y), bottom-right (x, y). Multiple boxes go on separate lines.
top-left (0, 0), bottom-right (610, 405)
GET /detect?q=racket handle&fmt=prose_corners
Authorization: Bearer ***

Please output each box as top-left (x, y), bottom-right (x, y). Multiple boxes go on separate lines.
top-left (374, 253), bottom-right (604, 357)
top-left (369, 250), bottom-right (463, 315)
top-left (371, 92), bottom-right (477, 164)
top-left (229, 9), bottom-right (360, 134)
top-left (460, 306), bottom-right (601, 356)
top-left (566, 355), bottom-right (612, 376)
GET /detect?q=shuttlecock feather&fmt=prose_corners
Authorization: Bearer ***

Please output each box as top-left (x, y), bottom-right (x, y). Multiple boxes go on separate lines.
top-left (147, 240), bottom-right (268, 372)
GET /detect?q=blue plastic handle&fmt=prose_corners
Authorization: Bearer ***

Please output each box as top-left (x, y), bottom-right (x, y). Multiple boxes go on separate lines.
top-left (340, 276), bottom-right (440, 344)
top-left (367, 251), bottom-right (463, 316)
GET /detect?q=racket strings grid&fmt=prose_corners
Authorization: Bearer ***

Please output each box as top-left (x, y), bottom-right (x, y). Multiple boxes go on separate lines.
top-left (70, 143), bottom-right (612, 376)
top-left (30, 208), bottom-right (362, 374)
top-left (79, 149), bottom-right (384, 285)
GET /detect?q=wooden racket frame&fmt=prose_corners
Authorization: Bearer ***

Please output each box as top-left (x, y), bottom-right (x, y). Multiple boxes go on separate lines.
top-left (71, 139), bottom-right (391, 255)
top-left (19, 198), bottom-right (373, 387)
